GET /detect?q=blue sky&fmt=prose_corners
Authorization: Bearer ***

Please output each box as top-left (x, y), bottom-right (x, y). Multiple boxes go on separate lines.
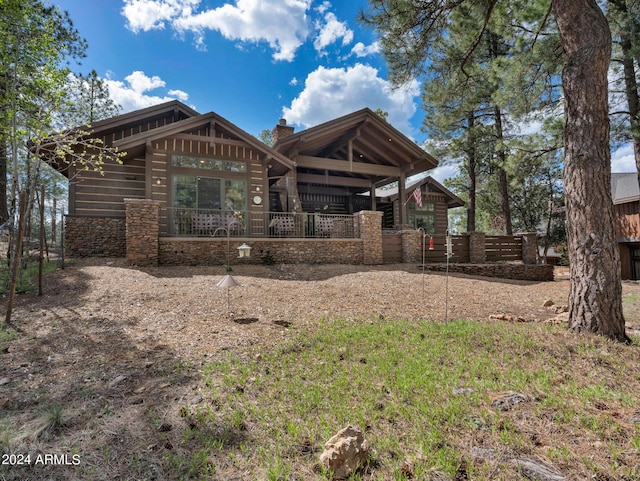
top-left (52, 0), bottom-right (635, 177)
top-left (53, 1), bottom-right (421, 139)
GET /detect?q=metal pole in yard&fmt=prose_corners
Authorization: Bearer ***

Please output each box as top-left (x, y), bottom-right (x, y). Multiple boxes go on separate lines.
top-left (445, 231), bottom-right (452, 323)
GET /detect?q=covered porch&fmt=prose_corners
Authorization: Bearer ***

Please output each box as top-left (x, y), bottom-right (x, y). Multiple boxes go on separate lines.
top-left (272, 109), bottom-right (439, 226)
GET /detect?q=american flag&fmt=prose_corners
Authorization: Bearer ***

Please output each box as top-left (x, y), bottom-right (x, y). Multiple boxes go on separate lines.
top-left (412, 186), bottom-right (422, 208)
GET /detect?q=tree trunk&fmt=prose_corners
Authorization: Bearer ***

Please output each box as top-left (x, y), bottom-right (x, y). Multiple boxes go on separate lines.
top-left (553, 0), bottom-right (629, 342)
top-left (466, 111), bottom-right (477, 232)
top-left (494, 106), bottom-right (512, 235)
top-left (0, 139), bottom-right (8, 224)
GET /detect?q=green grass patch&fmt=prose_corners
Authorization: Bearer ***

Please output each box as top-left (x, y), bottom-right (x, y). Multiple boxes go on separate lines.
top-left (173, 319), bottom-right (640, 480)
top-left (0, 258), bottom-right (59, 295)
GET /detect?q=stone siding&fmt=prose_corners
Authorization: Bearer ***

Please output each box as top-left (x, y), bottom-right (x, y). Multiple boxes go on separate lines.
top-left (65, 215), bottom-right (126, 257)
top-left (158, 238), bottom-right (363, 266)
top-left (424, 263), bottom-right (554, 282)
top-left (468, 231), bottom-right (486, 263)
top-left (125, 199), bottom-right (160, 266)
top-left (358, 211), bottom-right (383, 265)
top-left (520, 232), bottom-right (538, 265)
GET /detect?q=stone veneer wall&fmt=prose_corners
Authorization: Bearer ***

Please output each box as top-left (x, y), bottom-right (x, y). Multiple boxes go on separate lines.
top-left (358, 211), bottom-right (383, 265)
top-left (125, 199), bottom-right (160, 266)
top-left (158, 238), bottom-right (363, 266)
top-left (520, 233), bottom-right (538, 265)
top-left (65, 215), bottom-right (126, 257)
top-left (468, 231), bottom-right (486, 263)
top-left (424, 263), bottom-right (554, 282)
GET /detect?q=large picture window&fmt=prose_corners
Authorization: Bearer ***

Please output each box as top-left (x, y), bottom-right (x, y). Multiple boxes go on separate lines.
top-left (171, 154), bottom-right (248, 212)
top-left (172, 175), bottom-right (247, 211)
top-left (409, 203), bottom-right (436, 233)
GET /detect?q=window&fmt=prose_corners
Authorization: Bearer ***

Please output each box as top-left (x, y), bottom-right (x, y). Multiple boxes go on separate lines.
top-left (172, 155), bottom-right (246, 173)
top-left (171, 155), bottom-right (248, 212)
top-left (409, 203), bottom-right (436, 233)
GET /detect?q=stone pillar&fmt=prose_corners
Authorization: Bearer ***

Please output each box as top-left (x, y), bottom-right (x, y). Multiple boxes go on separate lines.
top-left (358, 211), bottom-right (383, 265)
top-left (468, 231), bottom-right (486, 264)
top-left (520, 232), bottom-right (538, 265)
top-left (402, 230), bottom-right (422, 263)
top-left (124, 198), bottom-right (160, 266)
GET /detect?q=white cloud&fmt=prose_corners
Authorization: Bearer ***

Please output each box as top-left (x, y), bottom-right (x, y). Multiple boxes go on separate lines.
top-left (289, 77), bottom-right (298, 86)
top-left (425, 162), bottom-right (460, 184)
top-left (122, 0), bottom-right (312, 61)
top-left (350, 41), bottom-right (380, 58)
top-left (282, 63), bottom-right (419, 136)
top-left (105, 71), bottom-right (193, 112)
top-left (313, 12), bottom-right (353, 56)
top-left (122, 0), bottom-right (199, 32)
top-left (315, 1), bottom-right (331, 15)
top-left (125, 71), bottom-right (166, 93)
top-left (612, 144), bottom-right (637, 173)
top-left (167, 89), bottom-right (190, 101)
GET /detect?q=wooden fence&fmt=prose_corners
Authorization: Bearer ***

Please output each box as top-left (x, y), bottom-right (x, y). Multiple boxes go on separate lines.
top-left (485, 235), bottom-right (523, 262)
top-left (382, 231), bottom-right (531, 265)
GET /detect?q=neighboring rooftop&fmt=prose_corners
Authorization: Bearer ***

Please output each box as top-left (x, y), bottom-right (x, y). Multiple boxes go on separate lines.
top-left (611, 172), bottom-right (640, 204)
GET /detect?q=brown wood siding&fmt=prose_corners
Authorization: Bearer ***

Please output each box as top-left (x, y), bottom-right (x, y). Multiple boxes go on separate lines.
top-left (100, 111), bottom-right (185, 147)
top-left (427, 193), bottom-right (448, 233)
top-left (392, 192), bottom-right (449, 233)
top-left (249, 159), bottom-right (266, 235)
top-left (614, 201), bottom-right (640, 239)
top-left (72, 157), bottom-right (145, 216)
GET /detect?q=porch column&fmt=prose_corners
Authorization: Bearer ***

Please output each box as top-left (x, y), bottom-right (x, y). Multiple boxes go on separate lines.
top-left (124, 198), bottom-right (160, 266)
top-left (370, 184), bottom-right (376, 211)
top-left (398, 173), bottom-right (407, 226)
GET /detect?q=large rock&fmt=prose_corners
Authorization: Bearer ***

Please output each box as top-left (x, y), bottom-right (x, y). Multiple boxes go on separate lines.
top-left (319, 425), bottom-right (370, 479)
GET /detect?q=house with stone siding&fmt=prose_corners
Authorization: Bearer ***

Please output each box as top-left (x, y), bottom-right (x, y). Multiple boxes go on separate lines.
top-left (47, 100), bottom-right (464, 265)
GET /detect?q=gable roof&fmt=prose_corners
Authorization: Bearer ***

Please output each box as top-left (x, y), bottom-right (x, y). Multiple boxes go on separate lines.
top-left (377, 175), bottom-right (465, 208)
top-left (611, 172), bottom-right (640, 204)
top-left (84, 100), bottom-right (200, 134)
top-left (113, 110), bottom-right (295, 176)
top-left (274, 108), bottom-right (438, 180)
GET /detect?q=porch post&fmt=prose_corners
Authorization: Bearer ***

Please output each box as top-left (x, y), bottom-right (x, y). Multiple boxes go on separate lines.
top-left (398, 173), bottom-right (407, 226)
top-left (370, 184), bottom-right (376, 211)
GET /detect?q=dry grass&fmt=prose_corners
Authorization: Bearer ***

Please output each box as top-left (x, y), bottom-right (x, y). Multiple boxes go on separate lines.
top-left (0, 259), bottom-right (639, 480)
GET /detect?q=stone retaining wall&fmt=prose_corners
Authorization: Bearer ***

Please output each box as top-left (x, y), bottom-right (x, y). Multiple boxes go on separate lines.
top-left (159, 238), bottom-right (363, 266)
top-left (423, 262), bottom-right (554, 282)
top-left (65, 215), bottom-right (126, 257)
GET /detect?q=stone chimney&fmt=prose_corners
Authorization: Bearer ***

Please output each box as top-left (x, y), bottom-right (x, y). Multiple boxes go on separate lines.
top-left (271, 118), bottom-right (295, 145)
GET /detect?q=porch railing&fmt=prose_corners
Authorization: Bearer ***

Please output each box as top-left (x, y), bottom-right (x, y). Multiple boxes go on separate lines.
top-left (163, 208), bottom-right (359, 239)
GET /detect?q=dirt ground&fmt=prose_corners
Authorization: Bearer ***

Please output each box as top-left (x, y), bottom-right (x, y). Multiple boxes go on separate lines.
top-left (4, 260), bottom-right (581, 362)
top-left (1, 259), bottom-right (639, 480)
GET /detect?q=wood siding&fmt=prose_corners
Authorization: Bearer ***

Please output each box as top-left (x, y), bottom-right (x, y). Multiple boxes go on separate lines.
top-left (70, 157), bottom-right (146, 216)
top-left (391, 192), bottom-right (449, 234)
top-left (70, 117), bottom-right (270, 224)
top-left (614, 200), bottom-right (640, 240)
